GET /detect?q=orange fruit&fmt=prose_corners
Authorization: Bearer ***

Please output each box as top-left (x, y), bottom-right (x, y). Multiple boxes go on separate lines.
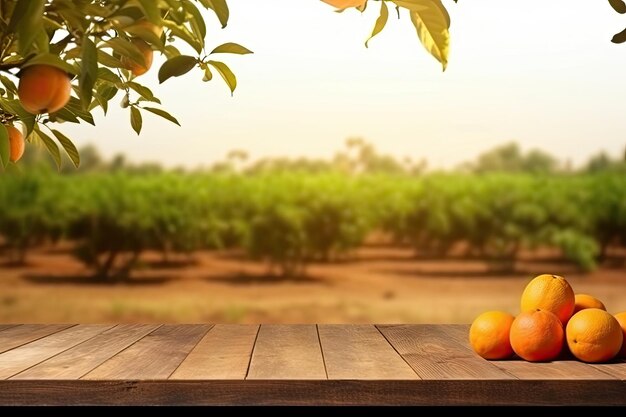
top-left (520, 274), bottom-right (575, 325)
top-left (6, 125), bottom-right (24, 163)
top-left (469, 311), bottom-right (515, 359)
top-left (510, 309), bottom-right (564, 362)
top-left (615, 312), bottom-right (626, 358)
top-left (121, 38), bottom-right (154, 77)
top-left (135, 19), bottom-right (163, 39)
top-left (573, 294), bottom-right (606, 314)
top-left (18, 65), bottom-right (71, 114)
top-left (321, 0), bottom-right (366, 9)
top-left (566, 309), bottom-right (623, 363)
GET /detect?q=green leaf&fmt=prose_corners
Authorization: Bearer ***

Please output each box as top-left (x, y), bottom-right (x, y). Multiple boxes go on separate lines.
top-left (0, 99), bottom-right (36, 135)
top-left (93, 84), bottom-right (119, 115)
top-left (33, 28), bottom-right (50, 53)
top-left (97, 50), bottom-right (124, 68)
top-left (79, 37), bottom-right (98, 108)
top-left (130, 106), bottom-right (143, 135)
top-left (158, 55), bottom-right (198, 84)
top-left (612, 27), bottom-right (626, 43)
top-left (123, 24), bottom-right (164, 49)
top-left (99, 85), bottom-right (119, 101)
top-left (184, 1), bottom-right (207, 45)
top-left (163, 45), bottom-right (182, 59)
top-left (430, 0), bottom-right (450, 28)
top-left (0, 124), bottom-right (9, 168)
top-left (609, 0), bottom-right (626, 14)
top-left (42, 15), bottom-right (64, 31)
top-left (203, 67), bottom-right (213, 81)
top-left (65, 97), bottom-right (95, 125)
top-left (0, 75), bottom-right (18, 94)
top-left (109, 5), bottom-right (145, 25)
top-left (127, 81), bottom-right (161, 103)
top-left (8, 0), bottom-right (41, 31)
top-left (9, 0), bottom-right (45, 55)
top-left (138, 0), bottom-right (163, 22)
top-left (51, 129), bottom-right (80, 168)
top-left (365, 1), bottom-right (389, 48)
top-left (143, 107), bottom-right (181, 126)
top-left (207, 60), bottom-right (237, 95)
top-left (121, 94), bottom-right (130, 108)
top-left (36, 129), bottom-right (62, 170)
top-left (105, 37), bottom-right (146, 67)
top-left (50, 107), bottom-right (80, 124)
top-left (394, 0), bottom-right (450, 27)
top-left (91, 91), bottom-right (108, 114)
top-left (22, 53), bottom-right (77, 75)
top-left (210, 42), bottom-right (253, 55)
top-left (163, 21), bottom-right (202, 53)
top-left (64, 47), bottom-right (81, 60)
top-left (394, 1), bottom-right (431, 13)
top-left (97, 67), bottom-right (122, 84)
top-left (206, 0), bottom-right (230, 28)
top-left (402, 0), bottom-right (450, 71)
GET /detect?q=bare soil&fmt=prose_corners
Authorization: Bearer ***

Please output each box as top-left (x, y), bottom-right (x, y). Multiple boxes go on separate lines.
top-left (1, 245), bottom-right (624, 323)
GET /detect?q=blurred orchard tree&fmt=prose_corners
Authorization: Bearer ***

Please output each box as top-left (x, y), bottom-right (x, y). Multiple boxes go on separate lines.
top-left (0, 0), bottom-right (621, 170)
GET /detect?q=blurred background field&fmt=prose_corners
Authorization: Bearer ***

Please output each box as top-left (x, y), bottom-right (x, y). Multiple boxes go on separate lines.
top-left (1, 140), bottom-right (625, 323)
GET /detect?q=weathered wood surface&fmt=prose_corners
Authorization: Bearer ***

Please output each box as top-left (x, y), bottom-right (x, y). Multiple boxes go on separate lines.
top-left (0, 324), bottom-right (623, 405)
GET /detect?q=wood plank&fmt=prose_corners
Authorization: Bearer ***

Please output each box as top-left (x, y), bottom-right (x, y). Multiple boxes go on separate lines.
top-left (378, 324), bottom-right (515, 380)
top-left (171, 324), bottom-right (258, 380)
top-left (12, 324), bottom-right (160, 380)
top-left (0, 325), bottom-right (18, 333)
top-left (247, 324), bottom-right (326, 380)
top-left (0, 323), bottom-right (624, 405)
top-left (442, 324), bottom-right (616, 380)
top-left (83, 324), bottom-right (210, 380)
top-left (0, 379), bottom-right (624, 406)
top-left (0, 324), bottom-right (72, 354)
top-left (318, 325), bottom-right (418, 380)
top-left (0, 325), bottom-right (111, 379)
top-left (590, 360), bottom-right (626, 380)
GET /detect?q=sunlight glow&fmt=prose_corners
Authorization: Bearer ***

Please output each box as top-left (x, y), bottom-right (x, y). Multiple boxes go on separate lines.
top-left (61, 0), bottom-right (626, 169)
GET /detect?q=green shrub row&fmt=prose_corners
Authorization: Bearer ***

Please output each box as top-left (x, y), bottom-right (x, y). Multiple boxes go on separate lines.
top-left (1, 171), bottom-right (624, 279)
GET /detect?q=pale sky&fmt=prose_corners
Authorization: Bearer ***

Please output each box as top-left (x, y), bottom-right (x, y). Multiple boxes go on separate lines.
top-left (61, 0), bottom-right (626, 169)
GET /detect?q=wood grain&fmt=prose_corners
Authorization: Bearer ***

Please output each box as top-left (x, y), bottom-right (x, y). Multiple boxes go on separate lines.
top-left (0, 325), bottom-right (18, 333)
top-left (318, 324), bottom-right (418, 380)
top-left (83, 324), bottom-right (210, 380)
top-left (590, 360), bottom-right (626, 380)
top-left (442, 324), bottom-right (616, 380)
top-left (171, 324), bottom-right (258, 380)
top-left (0, 325), bottom-right (111, 379)
top-left (378, 324), bottom-right (515, 379)
top-left (1, 324), bottom-right (625, 405)
top-left (12, 324), bottom-right (160, 380)
top-left (0, 324), bottom-right (72, 354)
top-left (0, 379), bottom-right (624, 406)
top-left (247, 324), bottom-right (326, 380)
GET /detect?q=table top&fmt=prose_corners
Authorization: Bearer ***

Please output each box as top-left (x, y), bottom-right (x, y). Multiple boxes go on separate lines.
top-left (0, 324), bottom-right (624, 405)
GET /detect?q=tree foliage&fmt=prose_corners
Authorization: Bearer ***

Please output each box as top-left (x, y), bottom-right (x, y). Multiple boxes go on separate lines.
top-left (461, 143), bottom-right (559, 175)
top-left (1, 161), bottom-right (624, 278)
top-left (0, 0), bottom-right (251, 170)
top-left (324, 0), bottom-right (454, 71)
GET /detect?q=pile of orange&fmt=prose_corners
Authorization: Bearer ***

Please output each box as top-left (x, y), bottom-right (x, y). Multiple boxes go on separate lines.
top-left (469, 274), bottom-right (626, 363)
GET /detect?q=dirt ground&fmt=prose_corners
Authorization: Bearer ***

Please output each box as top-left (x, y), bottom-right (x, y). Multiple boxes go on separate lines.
top-left (0, 245), bottom-right (625, 324)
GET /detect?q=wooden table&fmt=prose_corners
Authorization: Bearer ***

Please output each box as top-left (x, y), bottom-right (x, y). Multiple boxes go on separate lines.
top-left (0, 324), bottom-right (624, 406)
